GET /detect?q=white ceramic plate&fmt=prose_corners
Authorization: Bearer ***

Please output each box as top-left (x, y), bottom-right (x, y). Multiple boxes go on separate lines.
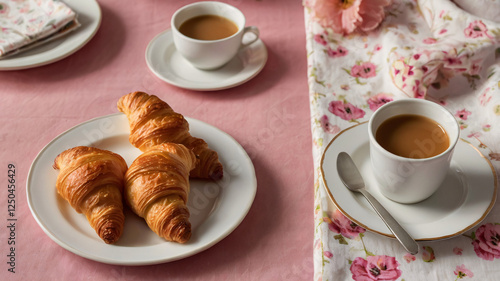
top-left (0, 0), bottom-right (101, 70)
top-left (321, 122), bottom-right (497, 241)
top-left (27, 113), bottom-right (257, 265)
top-left (145, 28), bottom-right (267, 91)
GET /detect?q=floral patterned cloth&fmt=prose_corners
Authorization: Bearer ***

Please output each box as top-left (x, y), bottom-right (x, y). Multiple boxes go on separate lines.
top-left (305, 0), bottom-right (500, 280)
top-left (0, 0), bottom-right (77, 57)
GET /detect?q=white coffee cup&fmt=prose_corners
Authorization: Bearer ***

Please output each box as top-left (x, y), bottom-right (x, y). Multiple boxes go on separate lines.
top-left (368, 99), bottom-right (460, 204)
top-left (171, 1), bottom-right (260, 70)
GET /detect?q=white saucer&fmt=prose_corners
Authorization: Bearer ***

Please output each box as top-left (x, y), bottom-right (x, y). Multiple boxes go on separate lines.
top-left (320, 122), bottom-right (497, 241)
top-left (145, 28), bottom-right (267, 91)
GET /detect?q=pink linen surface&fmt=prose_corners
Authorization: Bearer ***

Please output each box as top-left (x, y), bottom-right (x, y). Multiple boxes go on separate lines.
top-left (0, 1), bottom-right (312, 280)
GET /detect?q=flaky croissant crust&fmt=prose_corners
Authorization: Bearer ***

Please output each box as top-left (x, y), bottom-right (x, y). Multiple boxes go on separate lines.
top-left (124, 143), bottom-right (196, 243)
top-left (117, 92), bottom-right (190, 150)
top-left (117, 91), bottom-right (223, 180)
top-left (53, 146), bottom-right (128, 244)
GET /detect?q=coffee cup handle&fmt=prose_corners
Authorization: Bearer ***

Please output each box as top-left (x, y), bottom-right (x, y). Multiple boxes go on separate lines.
top-left (240, 26), bottom-right (259, 48)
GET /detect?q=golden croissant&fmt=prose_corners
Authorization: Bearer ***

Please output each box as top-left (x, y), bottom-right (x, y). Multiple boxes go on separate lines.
top-left (117, 91), bottom-right (223, 180)
top-left (53, 146), bottom-right (128, 244)
top-left (124, 143), bottom-right (196, 243)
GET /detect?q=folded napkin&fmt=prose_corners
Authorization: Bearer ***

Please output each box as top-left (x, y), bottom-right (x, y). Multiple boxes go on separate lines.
top-left (0, 0), bottom-right (79, 58)
top-left (391, 0), bottom-right (500, 101)
top-left (305, 0), bottom-right (500, 280)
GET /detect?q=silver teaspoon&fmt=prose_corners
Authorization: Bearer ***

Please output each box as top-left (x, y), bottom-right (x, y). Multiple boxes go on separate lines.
top-left (336, 152), bottom-right (419, 255)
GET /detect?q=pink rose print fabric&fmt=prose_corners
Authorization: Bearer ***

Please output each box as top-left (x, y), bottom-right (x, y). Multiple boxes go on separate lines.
top-left (328, 100), bottom-right (365, 121)
top-left (367, 94), bottom-right (393, 111)
top-left (454, 264), bottom-right (474, 279)
top-left (351, 62), bottom-right (377, 79)
top-left (319, 114), bottom-right (340, 134)
top-left (0, 0), bottom-right (78, 57)
top-left (388, 0), bottom-right (500, 100)
top-left (350, 255), bottom-right (402, 281)
top-left (471, 223), bottom-right (500, 261)
top-left (306, 0), bottom-right (500, 280)
top-left (323, 209), bottom-right (365, 239)
top-left (327, 45), bottom-right (348, 58)
top-left (464, 21), bottom-right (492, 39)
top-left (403, 253), bottom-right (416, 263)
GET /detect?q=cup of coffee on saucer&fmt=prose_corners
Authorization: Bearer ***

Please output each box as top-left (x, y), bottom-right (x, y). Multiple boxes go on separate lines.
top-left (171, 1), bottom-right (260, 70)
top-left (368, 99), bottom-right (460, 204)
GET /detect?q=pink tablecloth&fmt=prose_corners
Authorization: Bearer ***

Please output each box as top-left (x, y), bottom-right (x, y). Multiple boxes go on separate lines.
top-left (0, 1), bottom-right (312, 280)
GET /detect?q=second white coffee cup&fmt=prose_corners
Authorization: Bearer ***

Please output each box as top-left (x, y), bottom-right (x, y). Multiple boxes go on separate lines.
top-left (368, 99), bottom-right (460, 204)
top-left (171, 1), bottom-right (260, 70)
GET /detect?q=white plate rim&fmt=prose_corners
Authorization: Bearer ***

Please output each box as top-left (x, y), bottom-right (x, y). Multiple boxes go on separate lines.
top-left (320, 122), bottom-right (498, 241)
top-left (145, 28), bottom-right (268, 91)
top-left (26, 113), bottom-right (257, 265)
top-left (0, 0), bottom-right (102, 70)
